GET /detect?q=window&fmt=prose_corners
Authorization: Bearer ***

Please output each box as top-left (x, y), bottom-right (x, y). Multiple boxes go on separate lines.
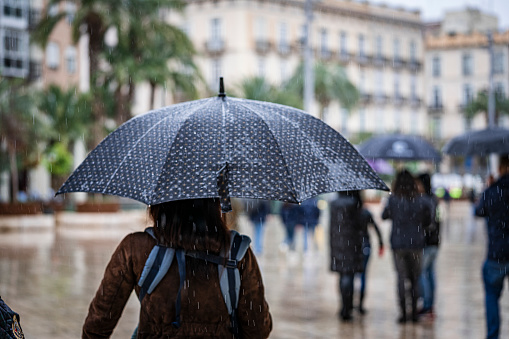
top-left (340, 31), bottom-right (347, 56)
top-left (494, 52), bottom-right (504, 74)
top-left (409, 40), bottom-right (417, 62)
top-left (279, 22), bottom-right (288, 52)
top-left (210, 58), bottom-right (222, 87)
top-left (2, 29), bottom-right (28, 76)
top-left (255, 17), bottom-right (267, 41)
top-left (375, 70), bottom-right (383, 98)
top-left (410, 75), bottom-right (417, 101)
top-left (48, 3), bottom-right (59, 17)
top-left (375, 35), bottom-right (382, 58)
top-left (46, 42), bottom-right (60, 69)
top-left (3, 0), bottom-right (24, 18)
top-left (320, 28), bottom-right (329, 57)
top-left (257, 57), bottom-right (266, 77)
top-left (462, 53), bottom-right (473, 76)
top-left (4, 31), bottom-right (20, 52)
top-left (66, 2), bottom-right (76, 24)
top-left (432, 56), bottom-right (441, 77)
top-left (432, 116), bottom-right (441, 140)
top-left (432, 86), bottom-right (442, 107)
top-left (211, 18), bottom-right (221, 41)
top-left (393, 38), bottom-right (400, 60)
top-left (495, 82), bottom-right (505, 99)
top-left (393, 73), bottom-right (400, 98)
top-left (358, 34), bottom-right (365, 57)
top-left (462, 84), bottom-right (473, 106)
top-left (66, 46), bottom-right (76, 74)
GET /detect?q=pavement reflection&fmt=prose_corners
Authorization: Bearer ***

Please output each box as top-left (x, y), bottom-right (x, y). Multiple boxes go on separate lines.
top-left (0, 201), bottom-right (507, 338)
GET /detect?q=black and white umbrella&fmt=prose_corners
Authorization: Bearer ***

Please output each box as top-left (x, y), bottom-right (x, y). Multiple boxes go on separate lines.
top-left (358, 134), bottom-right (441, 162)
top-left (442, 127), bottom-right (509, 157)
top-left (58, 80), bottom-right (388, 211)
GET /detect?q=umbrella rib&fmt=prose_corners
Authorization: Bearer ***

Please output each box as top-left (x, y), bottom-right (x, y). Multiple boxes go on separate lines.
top-left (234, 100), bottom-right (300, 202)
top-left (101, 99), bottom-right (213, 197)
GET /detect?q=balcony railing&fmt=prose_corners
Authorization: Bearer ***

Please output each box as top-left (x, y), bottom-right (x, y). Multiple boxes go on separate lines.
top-left (338, 51), bottom-right (351, 63)
top-left (373, 94), bottom-right (389, 105)
top-left (392, 57), bottom-right (405, 69)
top-left (319, 48), bottom-right (332, 60)
top-left (373, 56), bottom-right (387, 68)
top-left (205, 38), bottom-right (225, 54)
top-left (255, 39), bottom-right (271, 54)
top-left (409, 97), bottom-right (422, 108)
top-left (357, 53), bottom-right (370, 65)
top-left (428, 103), bottom-right (444, 114)
top-left (393, 95), bottom-right (406, 107)
top-left (277, 42), bottom-right (291, 56)
top-left (408, 59), bottom-right (422, 72)
top-left (360, 93), bottom-right (372, 105)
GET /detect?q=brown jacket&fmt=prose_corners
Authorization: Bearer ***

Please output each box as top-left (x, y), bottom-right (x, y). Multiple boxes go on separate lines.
top-left (82, 231), bottom-right (272, 338)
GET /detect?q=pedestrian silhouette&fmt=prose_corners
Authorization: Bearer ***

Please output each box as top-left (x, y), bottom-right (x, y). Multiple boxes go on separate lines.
top-left (382, 170), bottom-right (431, 323)
top-left (329, 190), bottom-right (364, 321)
top-left (356, 194), bottom-right (384, 314)
top-left (298, 196), bottom-right (321, 252)
top-left (475, 154), bottom-right (509, 339)
top-left (417, 173), bottom-right (441, 319)
top-left (280, 202), bottom-right (301, 252)
top-left (245, 199), bottom-right (271, 255)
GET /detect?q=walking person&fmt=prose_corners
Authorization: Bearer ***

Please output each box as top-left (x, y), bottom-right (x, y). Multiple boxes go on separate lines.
top-left (82, 198), bottom-right (272, 338)
top-left (299, 196), bottom-right (321, 252)
top-left (475, 154), bottom-right (509, 339)
top-left (356, 196), bottom-right (385, 315)
top-left (330, 190), bottom-right (364, 321)
top-left (245, 199), bottom-right (271, 254)
top-left (417, 173), bottom-right (440, 318)
top-left (382, 170), bottom-right (431, 323)
top-left (280, 202), bottom-right (301, 252)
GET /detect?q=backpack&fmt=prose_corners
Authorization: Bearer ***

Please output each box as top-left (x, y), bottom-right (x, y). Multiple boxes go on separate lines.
top-left (132, 228), bottom-right (251, 339)
top-left (0, 297), bottom-right (24, 339)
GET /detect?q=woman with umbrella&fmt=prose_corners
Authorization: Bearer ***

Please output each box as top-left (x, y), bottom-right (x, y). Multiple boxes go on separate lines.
top-left (382, 170), bottom-right (431, 323)
top-left (82, 198), bottom-right (273, 338)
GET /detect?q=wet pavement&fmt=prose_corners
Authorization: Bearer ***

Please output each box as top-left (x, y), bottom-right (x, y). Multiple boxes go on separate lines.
top-left (1, 200), bottom-right (508, 338)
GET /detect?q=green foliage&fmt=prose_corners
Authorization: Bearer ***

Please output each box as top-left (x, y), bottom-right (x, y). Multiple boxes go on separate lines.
top-left (234, 77), bottom-right (303, 109)
top-left (286, 61), bottom-right (359, 111)
top-left (463, 89), bottom-right (509, 123)
top-left (42, 142), bottom-right (74, 176)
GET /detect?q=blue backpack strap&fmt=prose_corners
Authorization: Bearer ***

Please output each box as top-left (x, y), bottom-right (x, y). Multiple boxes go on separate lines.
top-left (137, 227), bottom-right (175, 302)
top-left (218, 231), bottom-right (251, 338)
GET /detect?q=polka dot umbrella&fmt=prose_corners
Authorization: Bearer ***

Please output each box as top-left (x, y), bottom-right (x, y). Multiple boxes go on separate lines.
top-left (57, 79), bottom-right (388, 212)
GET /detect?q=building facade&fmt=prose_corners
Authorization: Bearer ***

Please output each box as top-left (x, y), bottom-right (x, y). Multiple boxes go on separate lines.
top-left (163, 0), bottom-right (426, 139)
top-left (425, 8), bottom-right (509, 142)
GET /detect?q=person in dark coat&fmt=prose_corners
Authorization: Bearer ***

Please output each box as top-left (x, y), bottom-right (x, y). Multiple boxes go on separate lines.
top-left (329, 190), bottom-right (364, 321)
top-left (280, 202), bottom-right (301, 251)
top-left (417, 173), bottom-right (440, 318)
top-left (299, 196), bottom-right (321, 252)
top-left (82, 198), bottom-right (272, 338)
top-left (475, 154), bottom-right (509, 339)
top-left (382, 170), bottom-right (431, 323)
top-left (245, 199), bottom-right (271, 254)
top-left (357, 200), bottom-right (384, 314)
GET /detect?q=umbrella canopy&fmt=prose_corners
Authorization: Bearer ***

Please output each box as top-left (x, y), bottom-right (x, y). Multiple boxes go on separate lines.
top-left (358, 134), bottom-right (441, 162)
top-left (442, 127), bottom-right (509, 157)
top-left (58, 87), bottom-right (388, 211)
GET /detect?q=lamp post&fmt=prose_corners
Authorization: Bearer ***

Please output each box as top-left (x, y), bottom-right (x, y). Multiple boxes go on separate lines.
top-left (303, 0), bottom-right (315, 116)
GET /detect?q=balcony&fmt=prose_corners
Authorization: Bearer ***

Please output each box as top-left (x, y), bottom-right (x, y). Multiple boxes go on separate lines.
top-left (373, 93), bottom-right (389, 105)
top-left (428, 103), bottom-right (444, 114)
top-left (392, 57), bottom-right (405, 69)
top-left (255, 39), bottom-right (271, 54)
top-left (393, 95), bottom-right (406, 107)
top-left (409, 97), bottom-right (422, 108)
top-left (277, 42), bottom-right (291, 56)
top-left (356, 53), bottom-right (370, 66)
top-left (204, 38), bottom-right (225, 55)
top-left (360, 93), bottom-right (372, 105)
top-left (338, 51), bottom-right (351, 64)
top-left (319, 48), bottom-right (332, 60)
top-left (372, 56), bottom-right (387, 68)
top-left (408, 59), bottom-right (422, 72)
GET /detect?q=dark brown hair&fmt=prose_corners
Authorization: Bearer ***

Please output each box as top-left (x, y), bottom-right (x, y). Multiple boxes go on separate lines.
top-left (149, 198), bottom-right (230, 253)
top-left (392, 170), bottom-right (419, 199)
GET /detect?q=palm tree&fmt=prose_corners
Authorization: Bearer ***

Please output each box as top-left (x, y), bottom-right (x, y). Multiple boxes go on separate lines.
top-left (33, 0), bottom-right (193, 144)
top-left (235, 76), bottom-right (303, 109)
top-left (463, 89), bottom-right (509, 127)
top-left (286, 61), bottom-right (359, 119)
top-left (0, 79), bottom-right (42, 202)
top-left (37, 85), bottom-right (93, 189)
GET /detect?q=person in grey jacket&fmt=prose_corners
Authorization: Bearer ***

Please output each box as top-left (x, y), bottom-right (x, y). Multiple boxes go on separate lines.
top-left (382, 170), bottom-right (431, 323)
top-left (330, 190), bottom-right (364, 321)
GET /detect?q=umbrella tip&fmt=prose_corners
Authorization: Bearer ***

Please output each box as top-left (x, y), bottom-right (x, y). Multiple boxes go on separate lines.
top-left (218, 77), bottom-right (225, 98)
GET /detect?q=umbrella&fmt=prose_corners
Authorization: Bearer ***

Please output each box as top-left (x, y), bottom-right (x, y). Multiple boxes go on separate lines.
top-left (442, 127), bottom-right (509, 157)
top-left (358, 134), bottom-right (441, 162)
top-left (57, 79), bottom-right (388, 212)
top-left (366, 158), bottom-right (394, 175)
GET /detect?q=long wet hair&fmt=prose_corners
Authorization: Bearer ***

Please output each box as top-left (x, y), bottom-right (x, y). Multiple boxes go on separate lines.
top-left (392, 170), bottom-right (419, 199)
top-left (337, 190), bottom-right (363, 209)
top-left (418, 173), bottom-right (432, 196)
top-left (149, 198), bottom-right (230, 253)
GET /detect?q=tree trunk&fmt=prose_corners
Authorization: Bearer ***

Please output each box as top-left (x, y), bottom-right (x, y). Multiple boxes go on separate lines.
top-left (8, 147), bottom-right (18, 203)
top-left (150, 82), bottom-right (156, 110)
